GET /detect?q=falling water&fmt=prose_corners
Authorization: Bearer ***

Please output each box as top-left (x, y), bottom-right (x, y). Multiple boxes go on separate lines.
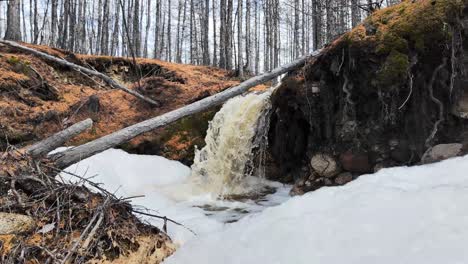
top-left (190, 89), bottom-right (275, 196)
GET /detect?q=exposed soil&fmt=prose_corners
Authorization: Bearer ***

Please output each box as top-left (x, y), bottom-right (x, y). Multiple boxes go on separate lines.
top-left (266, 0), bottom-right (468, 193)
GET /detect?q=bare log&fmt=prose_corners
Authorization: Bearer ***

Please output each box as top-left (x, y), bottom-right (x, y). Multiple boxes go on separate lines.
top-left (51, 49), bottom-right (323, 168)
top-left (26, 118), bottom-right (93, 158)
top-left (0, 40), bottom-right (159, 106)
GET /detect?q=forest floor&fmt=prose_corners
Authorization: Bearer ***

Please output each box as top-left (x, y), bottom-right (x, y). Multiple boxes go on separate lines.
top-left (0, 42), bottom-right (267, 163)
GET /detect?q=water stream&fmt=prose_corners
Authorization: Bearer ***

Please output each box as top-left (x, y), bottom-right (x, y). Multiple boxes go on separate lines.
top-left (59, 85), bottom-right (290, 245)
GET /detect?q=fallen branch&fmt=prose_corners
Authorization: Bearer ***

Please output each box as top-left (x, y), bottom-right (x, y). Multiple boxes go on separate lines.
top-left (26, 118), bottom-right (93, 158)
top-left (51, 49), bottom-right (323, 168)
top-left (0, 40), bottom-right (159, 106)
top-left (132, 209), bottom-right (197, 235)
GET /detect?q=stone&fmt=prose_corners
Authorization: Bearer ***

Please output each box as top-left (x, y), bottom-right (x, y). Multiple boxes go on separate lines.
top-left (339, 151), bottom-right (372, 173)
top-left (451, 93), bottom-right (468, 119)
top-left (421, 143), bottom-right (463, 164)
top-left (374, 160), bottom-right (397, 173)
top-left (310, 154), bottom-right (340, 178)
top-left (335, 172), bottom-right (353, 185)
top-left (0, 213), bottom-right (35, 234)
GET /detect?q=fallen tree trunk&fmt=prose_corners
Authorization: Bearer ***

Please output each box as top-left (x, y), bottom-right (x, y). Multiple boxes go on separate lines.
top-left (26, 118), bottom-right (93, 158)
top-left (0, 40), bottom-right (159, 106)
top-left (51, 49), bottom-right (322, 168)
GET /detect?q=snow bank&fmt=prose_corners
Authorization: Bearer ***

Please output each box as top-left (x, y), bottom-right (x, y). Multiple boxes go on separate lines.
top-left (165, 155), bottom-right (468, 264)
top-left (57, 148), bottom-right (290, 245)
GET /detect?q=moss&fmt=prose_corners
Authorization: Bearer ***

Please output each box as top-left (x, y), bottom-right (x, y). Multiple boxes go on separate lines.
top-left (345, 0), bottom-right (463, 56)
top-left (376, 50), bottom-right (409, 89)
top-left (376, 33), bottom-right (409, 55)
top-left (6, 56), bottom-right (31, 75)
top-left (120, 108), bottom-right (218, 163)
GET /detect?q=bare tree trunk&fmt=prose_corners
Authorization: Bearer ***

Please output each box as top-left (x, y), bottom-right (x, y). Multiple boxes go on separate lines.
top-left (237, 0), bottom-right (244, 77)
top-left (226, 0), bottom-right (233, 69)
top-left (202, 0), bottom-right (210, 65)
top-left (5, 0), bottom-right (22, 41)
top-left (312, 0), bottom-right (323, 50)
top-left (33, 0), bottom-right (39, 43)
top-left (254, 0), bottom-right (259, 74)
top-left (351, 0), bottom-right (361, 27)
top-left (244, 0), bottom-right (251, 72)
top-left (133, 0), bottom-right (141, 57)
top-left (111, 1), bottom-right (120, 56)
top-left (27, 119), bottom-right (93, 158)
top-left (167, 0), bottom-right (172, 61)
top-left (100, 0), bottom-right (110, 55)
top-left (50, 0), bottom-right (58, 45)
top-left (143, 0), bottom-right (150, 58)
top-left (212, 0), bottom-right (218, 66)
top-left (219, 0), bottom-right (226, 68)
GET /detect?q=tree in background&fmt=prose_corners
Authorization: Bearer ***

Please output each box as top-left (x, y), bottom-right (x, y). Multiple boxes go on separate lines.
top-left (5, 0), bottom-right (22, 41)
top-left (0, 0), bottom-right (401, 73)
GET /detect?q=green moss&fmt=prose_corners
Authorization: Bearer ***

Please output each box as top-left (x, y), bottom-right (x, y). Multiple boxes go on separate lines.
top-left (376, 50), bottom-right (409, 89)
top-left (6, 56), bottom-right (32, 74)
top-left (376, 33), bottom-right (409, 55)
top-left (6, 56), bottom-right (21, 65)
top-left (120, 108), bottom-right (218, 162)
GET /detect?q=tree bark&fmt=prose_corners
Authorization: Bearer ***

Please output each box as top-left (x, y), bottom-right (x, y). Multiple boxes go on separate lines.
top-left (5, 0), bottom-right (22, 41)
top-left (26, 119), bottom-right (93, 158)
top-left (0, 40), bottom-right (159, 106)
top-left (51, 49), bottom-right (323, 168)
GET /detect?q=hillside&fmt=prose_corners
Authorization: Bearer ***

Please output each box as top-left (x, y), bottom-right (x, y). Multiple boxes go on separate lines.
top-left (0, 43), bottom-right (264, 164)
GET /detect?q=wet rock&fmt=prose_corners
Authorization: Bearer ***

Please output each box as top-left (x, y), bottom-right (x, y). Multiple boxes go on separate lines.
top-left (374, 160), bottom-right (397, 173)
top-left (421, 143), bottom-right (463, 164)
top-left (339, 151), bottom-right (372, 173)
top-left (335, 172), bottom-right (353, 185)
top-left (289, 176), bottom-right (329, 196)
top-left (310, 154), bottom-right (340, 178)
top-left (451, 92), bottom-right (468, 119)
top-left (0, 213), bottom-right (35, 234)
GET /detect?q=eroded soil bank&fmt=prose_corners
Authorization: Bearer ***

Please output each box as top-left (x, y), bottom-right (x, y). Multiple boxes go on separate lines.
top-left (266, 0), bottom-right (468, 193)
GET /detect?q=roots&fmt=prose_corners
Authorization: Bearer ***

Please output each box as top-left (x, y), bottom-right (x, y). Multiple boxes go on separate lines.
top-left (425, 58), bottom-right (448, 148)
top-left (399, 55), bottom-right (418, 110)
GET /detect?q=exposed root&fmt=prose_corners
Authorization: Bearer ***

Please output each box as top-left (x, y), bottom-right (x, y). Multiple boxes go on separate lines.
top-left (425, 58), bottom-right (448, 148)
top-left (398, 55), bottom-right (418, 110)
top-left (341, 73), bottom-right (354, 124)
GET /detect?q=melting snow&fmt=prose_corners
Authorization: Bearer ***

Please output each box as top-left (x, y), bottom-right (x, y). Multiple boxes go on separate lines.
top-left (57, 148), bottom-right (468, 263)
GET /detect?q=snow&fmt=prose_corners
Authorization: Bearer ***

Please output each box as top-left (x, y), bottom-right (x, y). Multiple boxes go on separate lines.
top-left (166, 155), bottom-right (468, 264)
top-left (56, 148), bottom-right (290, 245)
top-left (56, 148), bottom-right (468, 263)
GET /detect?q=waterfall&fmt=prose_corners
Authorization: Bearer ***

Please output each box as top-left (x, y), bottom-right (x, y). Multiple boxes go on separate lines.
top-left (189, 89), bottom-right (275, 196)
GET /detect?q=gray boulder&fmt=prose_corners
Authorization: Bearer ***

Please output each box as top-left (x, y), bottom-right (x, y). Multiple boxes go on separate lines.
top-left (421, 143), bottom-right (463, 164)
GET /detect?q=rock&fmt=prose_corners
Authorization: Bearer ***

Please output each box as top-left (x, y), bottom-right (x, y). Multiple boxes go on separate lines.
top-left (310, 154), bottom-right (340, 178)
top-left (339, 151), bottom-right (372, 173)
top-left (421, 143), bottom-right (463, 164)
top-left (335, 172), bottom-right (353, 185)
top-left (289, 176), bottom-right (330, 196)
top-left (451, 92), bottom-right (468, 119)
top-left (374, 160), bottom-right (397, 173)
top-left (0, 213), bottom-right (35, 234)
